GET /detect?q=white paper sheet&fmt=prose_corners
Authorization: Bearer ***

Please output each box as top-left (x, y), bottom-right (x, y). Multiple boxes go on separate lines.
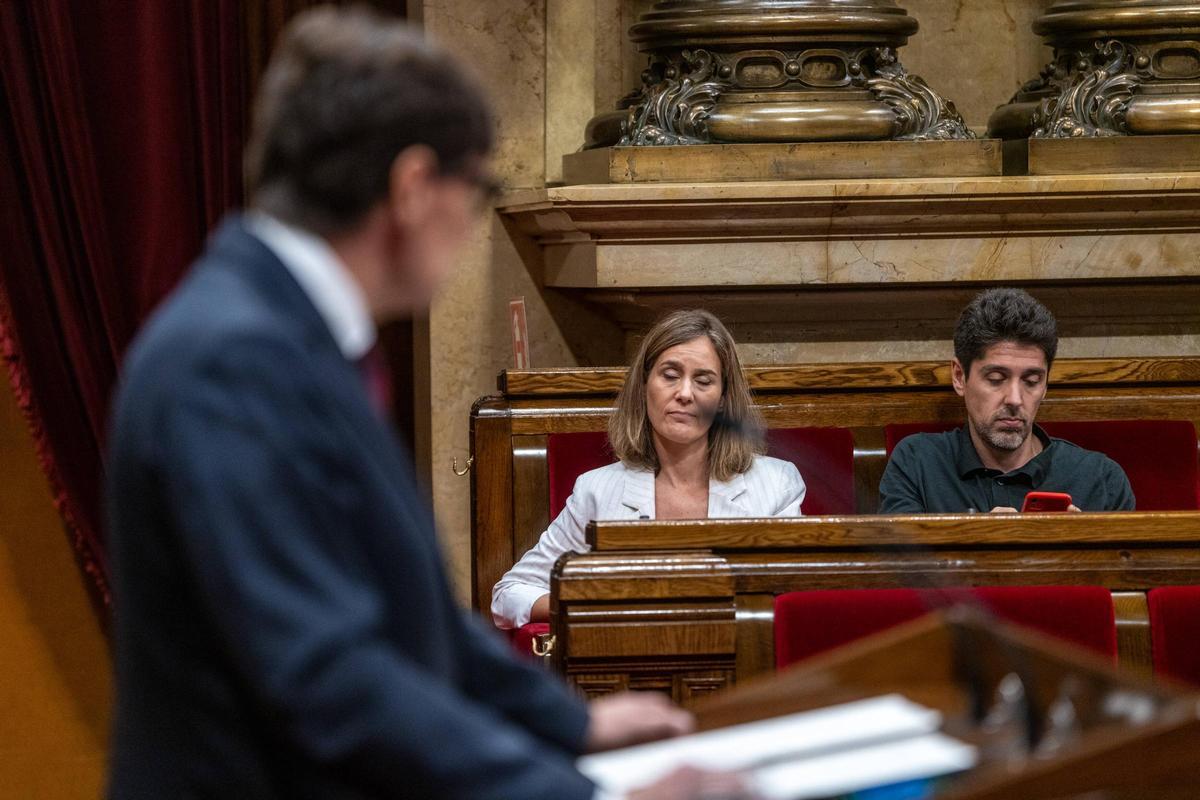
top-left (577, 694), bottom-right (977, 798)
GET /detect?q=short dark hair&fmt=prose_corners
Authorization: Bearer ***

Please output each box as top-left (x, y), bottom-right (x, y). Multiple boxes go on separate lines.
top-left (244, 6), bottom-right (494, 235)
top-left (953, 288), bottom-right (1058, 374)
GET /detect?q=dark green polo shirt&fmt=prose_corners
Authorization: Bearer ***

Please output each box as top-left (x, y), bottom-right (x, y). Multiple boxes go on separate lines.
top-left (879, 424), bottom-right (1135, 513)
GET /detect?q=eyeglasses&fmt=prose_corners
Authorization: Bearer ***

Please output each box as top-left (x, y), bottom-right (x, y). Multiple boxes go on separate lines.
top-left (450, 171), bottom-right (503, 212)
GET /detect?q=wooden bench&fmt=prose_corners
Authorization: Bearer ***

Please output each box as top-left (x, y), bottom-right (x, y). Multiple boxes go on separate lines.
top-left (550, 513), bottom-right (1200, 703)
top-left (470, 357), bottom-right (1200, 612)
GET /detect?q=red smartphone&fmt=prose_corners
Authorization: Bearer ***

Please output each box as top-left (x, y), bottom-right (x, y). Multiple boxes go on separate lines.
top-left (1021, 491), bottom-right (1073, 512)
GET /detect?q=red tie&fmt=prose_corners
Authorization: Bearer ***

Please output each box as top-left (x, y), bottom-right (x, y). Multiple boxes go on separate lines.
top-left (358, 344), bottom-right (393, 419)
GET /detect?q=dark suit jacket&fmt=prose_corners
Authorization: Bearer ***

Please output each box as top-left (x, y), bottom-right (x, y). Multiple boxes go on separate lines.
top-left (107, 217), bottom-right (595, 799)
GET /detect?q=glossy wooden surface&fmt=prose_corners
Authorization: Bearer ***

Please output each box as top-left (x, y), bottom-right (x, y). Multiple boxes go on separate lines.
top-left (500, 356), bottom-right (1200, 395)
top-left (552, 513), bottom-right (1200, 701)
top-left (472, 357), bottom-right (1200, 613)
top-left (587, 512), bottom-right (1200, 550)
top-left (470, 357), bottom-right (1200, 681)
top-left (691, 612), bottom-right (1200, 799)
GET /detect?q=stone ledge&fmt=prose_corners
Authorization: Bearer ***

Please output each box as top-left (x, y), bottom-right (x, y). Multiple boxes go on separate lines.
top-left (497, 174), bottom-right (1200, 288)
top-left (562, 141), bottom-right (1003, 185)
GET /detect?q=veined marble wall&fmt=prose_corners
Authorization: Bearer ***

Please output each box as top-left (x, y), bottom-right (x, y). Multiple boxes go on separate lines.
top-left (417, 0), bottom-right (1186, 604)
top-left (899, 0), bottom-right (1054, 131)
top-left (416, 0), bottom-right (624, 602)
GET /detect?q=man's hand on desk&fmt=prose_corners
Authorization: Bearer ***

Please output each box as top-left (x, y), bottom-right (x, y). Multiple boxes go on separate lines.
top-left (587, 695), bottom-right (759, 799)
top-left (586, 691), bottom-right (694, 752)
top-left (625, 765), bottom-right (760, 800)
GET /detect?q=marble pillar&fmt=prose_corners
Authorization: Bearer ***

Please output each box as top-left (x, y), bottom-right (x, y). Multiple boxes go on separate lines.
top-left (418, 0), bottom-right (623, 603)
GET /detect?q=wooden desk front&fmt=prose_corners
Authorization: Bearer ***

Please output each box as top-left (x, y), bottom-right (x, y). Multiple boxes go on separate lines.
top-left (550, 513), bottom-right (1200, 703)
top-left (471, 357), bottom-right (1200, 612)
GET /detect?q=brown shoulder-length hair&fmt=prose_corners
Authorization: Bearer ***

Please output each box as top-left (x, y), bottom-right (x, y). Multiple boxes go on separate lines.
top-left (608, 309), bottom-right (764, 481)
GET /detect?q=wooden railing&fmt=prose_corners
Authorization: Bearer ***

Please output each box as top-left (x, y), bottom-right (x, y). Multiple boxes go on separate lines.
top-left (547, 513), bottom-right (1200, 704)
top-left (472, 357), bottom-right (1200, 612)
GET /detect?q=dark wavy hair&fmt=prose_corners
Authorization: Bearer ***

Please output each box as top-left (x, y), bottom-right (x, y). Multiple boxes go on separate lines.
top-left (953, 288), bottom-right (1058, 375)
top-left (245, 6), bottom-right (494, 235)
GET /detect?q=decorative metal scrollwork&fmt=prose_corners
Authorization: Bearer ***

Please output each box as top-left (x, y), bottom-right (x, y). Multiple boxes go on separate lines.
top-left (861, 48), bottom-right (976, 140)
top-left (1015, 63), bottom-right (1058, 100)
top-left (1032, 40), bottom-right (1142, 138)
top-left (619, 49), bottom-right (727, 146)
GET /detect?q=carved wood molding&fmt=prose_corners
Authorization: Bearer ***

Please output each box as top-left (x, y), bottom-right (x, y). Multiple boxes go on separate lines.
top-left (551, 526), bottom-right (1200, 694)
top-left (557, 550), bottom-right (735, 600)
top-left (498, 356), bottom-right (1200, 396)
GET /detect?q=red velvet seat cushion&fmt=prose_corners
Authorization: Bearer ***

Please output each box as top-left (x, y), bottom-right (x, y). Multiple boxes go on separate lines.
top-left (546, 427), bottom-right (857, 518)
top-left (774, 586), bottom-right (1116, 669)
top-left (508, 622), bottom-right (551, 660)
top-left (884, 420), bottom-right (1200, 510)
top-left (1148, 586), bottom-right (1200, 686)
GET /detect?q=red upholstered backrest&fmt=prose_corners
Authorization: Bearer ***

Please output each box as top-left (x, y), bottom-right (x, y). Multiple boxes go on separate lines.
top-left (765, 427), bottom-right (856, 514)
top-left (546, 427), bottom-right (857, 519)
top-left (774, 586), bottom-right (1117, 669)
top-left (774, 588), bottom-right (930, 669)
top-left (884, 421), bottom-right (956, 455)
top-left (1148, 586), bottom-right (1200, 686)
top-left (884, 420), bottom-right (1200, 510)
top-left (1038, 420), bottom-right (1199, 510)
top-left (547, 431), bottom-right (615, 519)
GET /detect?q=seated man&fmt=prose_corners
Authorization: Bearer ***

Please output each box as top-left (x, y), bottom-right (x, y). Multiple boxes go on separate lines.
top-left (879, 288), bottom-right (1134, 513)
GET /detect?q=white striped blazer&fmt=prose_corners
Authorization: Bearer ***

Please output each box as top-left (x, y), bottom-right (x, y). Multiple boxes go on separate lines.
top-left (491, 455), bottom-right (806, 629)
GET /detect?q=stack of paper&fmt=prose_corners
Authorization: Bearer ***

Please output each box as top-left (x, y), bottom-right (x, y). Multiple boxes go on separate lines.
top-left (577, 694), bottom-right (976, 799)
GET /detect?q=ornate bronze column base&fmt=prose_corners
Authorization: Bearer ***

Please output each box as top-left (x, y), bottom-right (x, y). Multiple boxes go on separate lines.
top-left (989, 1), bottom-right (1200, 139)
top-left (586, 1), bottom-right (973, 148)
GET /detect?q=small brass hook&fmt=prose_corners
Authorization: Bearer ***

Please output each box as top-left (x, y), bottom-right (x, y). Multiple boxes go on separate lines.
top-left (531, 633), bottom-right (556, 658)
top-left (451, 455), bottom-right (474, 476)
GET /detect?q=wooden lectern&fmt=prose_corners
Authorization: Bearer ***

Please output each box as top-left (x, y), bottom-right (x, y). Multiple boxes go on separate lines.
top-left (691, 609), bottom-right (1200, 799)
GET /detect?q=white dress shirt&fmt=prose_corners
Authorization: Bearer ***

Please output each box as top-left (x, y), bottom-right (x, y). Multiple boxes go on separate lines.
top-left (245, 213), bottom-right (376, 360)
top-left (493, 455), bottom-right (806, 629)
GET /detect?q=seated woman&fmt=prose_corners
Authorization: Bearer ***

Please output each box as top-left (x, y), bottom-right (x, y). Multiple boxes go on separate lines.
top-left (492, 309), bottom-right (806, 629)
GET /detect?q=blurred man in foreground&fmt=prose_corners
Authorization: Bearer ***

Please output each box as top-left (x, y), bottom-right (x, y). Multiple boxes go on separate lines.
top-left (107, 8), bottom-right (748, 799)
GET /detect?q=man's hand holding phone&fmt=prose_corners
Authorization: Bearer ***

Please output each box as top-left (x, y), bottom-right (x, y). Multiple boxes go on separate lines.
top-left (1020, 491), bottom-right (1076, 513)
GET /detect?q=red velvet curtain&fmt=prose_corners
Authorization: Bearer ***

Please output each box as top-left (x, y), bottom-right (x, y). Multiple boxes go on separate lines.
top-left (0, 1), bottom-right (247, 605)
top-left (0, 0), bottom-right (407, 610)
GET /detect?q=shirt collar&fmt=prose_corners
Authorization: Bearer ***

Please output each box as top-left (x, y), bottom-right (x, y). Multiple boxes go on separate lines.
top-left (956, 423), bottom-right (1053, 482)
top-left (245, 212), bottom-right (376, 360)
top-left (619, 464), bottom-right (751, 517)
